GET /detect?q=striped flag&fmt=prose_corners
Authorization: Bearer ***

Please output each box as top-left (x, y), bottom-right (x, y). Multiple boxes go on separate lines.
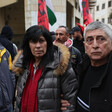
top-left (45, 0), bottom-right (57, 25)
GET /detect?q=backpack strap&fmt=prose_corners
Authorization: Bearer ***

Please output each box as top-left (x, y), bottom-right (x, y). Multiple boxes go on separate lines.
top-left (0, 48), bottom-right (6, 63)
top-left (0, 48), bottom-right (12, 70)
top-left (8, 55), bottom-right (12, 70)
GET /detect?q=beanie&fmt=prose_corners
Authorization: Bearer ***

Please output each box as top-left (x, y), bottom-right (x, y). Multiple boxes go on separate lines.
top-left (1, 25), bottom-right (13, 40)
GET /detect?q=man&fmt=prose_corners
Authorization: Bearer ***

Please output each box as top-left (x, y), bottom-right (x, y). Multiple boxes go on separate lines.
top-left (61, 21), bottom-right (112, 112)
top-left (0, 42), bottom-right (15, 112)
top-left (70, 26), bottom-right (85, 57)
top-left (55, 26), bottom-right (82, 73)
top-left (0, 25), bottom-right (17, 60)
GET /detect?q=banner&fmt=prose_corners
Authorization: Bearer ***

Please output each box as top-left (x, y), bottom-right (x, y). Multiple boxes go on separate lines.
top-left (38, 0), bottom-right (49, 30)
top-left (77, 23), bottom-right (84, 33)
top-left (82, 0), bottom-right (93, 25)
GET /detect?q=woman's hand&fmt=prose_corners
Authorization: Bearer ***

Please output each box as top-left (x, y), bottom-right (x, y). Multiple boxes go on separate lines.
top-left (61, 94), bottom-right (70, 111)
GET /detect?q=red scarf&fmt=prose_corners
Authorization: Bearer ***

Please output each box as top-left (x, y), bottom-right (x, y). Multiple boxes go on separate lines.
top-left (21, 60), bottom-right (43, 112)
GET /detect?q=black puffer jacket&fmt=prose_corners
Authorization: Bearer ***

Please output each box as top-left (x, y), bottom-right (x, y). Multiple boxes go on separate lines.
top-left (12, 44), bottom-right (78, 112)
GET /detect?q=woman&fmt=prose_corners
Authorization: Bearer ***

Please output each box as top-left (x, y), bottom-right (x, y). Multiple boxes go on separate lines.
top-left (12, 25), bottom-right (78, 112)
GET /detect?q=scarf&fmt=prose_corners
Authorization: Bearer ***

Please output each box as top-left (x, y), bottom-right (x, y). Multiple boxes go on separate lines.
top-left (21, 60), bottom-right (43, 112)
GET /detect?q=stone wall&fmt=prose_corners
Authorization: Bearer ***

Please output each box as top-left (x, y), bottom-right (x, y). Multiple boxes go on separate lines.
top-left (24, 0), bottom-right (38, 30)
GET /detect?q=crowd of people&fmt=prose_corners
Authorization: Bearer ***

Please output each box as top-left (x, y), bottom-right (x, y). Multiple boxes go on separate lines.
top-left (0, 21), bottom-right (112, 112)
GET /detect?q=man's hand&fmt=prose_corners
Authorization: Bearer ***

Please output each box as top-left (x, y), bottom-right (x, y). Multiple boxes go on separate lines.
top-left (61, 99), bottom-right (70, 111)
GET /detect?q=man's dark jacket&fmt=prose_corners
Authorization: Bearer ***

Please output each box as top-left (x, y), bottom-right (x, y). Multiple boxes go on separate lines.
top-left (0, 35), bottom-right (15, 60)
top-left (0, 43), bottom-right (15, 111)
top-left (69, 46), bottom-right (82, 73)
top-left (73, 38), bottom-right (85, 57)
top-left (77, 52), bottom-right (112, 112)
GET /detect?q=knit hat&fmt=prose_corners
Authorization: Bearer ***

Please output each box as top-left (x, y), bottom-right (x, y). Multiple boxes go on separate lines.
top-left (1, 25), bottom-right (13, 40)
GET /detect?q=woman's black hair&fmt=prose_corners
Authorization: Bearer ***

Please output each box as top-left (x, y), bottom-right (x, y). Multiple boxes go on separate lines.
top-left (21, 25), bottom-right (54, 68)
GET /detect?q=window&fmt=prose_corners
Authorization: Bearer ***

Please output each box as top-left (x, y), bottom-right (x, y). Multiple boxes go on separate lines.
top-left (75, 1), bottom-right (77, 9)
top-left (96, 6), bottom-right (99, 11)
top-left (102, 18), bottom-right (105, 23)
top-left (108, 1), bottom-right (112, 7)
top-left (78, 7), bottom-right (80, 12)
top-left (102, 3), bottom-right (105, 9)
top-left (108, 17), bottom-right (111, 23)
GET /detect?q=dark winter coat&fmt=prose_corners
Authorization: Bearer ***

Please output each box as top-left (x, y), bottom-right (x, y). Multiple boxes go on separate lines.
top-left (77, 52), bottom-right (112, 112)
top-left (69, 46), bottom-right (82, 74)
top-left (12, 43), bottom-right (78, 112)
top-left (0, 35), bottom-right (15, 60)
top-left (0, 43), bottom-right (15, 112)
top-left (73, 38), bottom-right (85, 57)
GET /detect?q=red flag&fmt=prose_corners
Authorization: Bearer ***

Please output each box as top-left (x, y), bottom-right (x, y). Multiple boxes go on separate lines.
top-left (77, 23), bottom-right (84, 33)
top-left (82, 0), bottom-right (93, 26)
top-left (38, 0), bottom-right (49, 30)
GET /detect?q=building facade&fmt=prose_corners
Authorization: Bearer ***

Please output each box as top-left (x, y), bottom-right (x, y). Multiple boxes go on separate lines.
top-left (0, 0), bottom-right (83, 48)
top-left (95, 0), bottom-right (112, 28)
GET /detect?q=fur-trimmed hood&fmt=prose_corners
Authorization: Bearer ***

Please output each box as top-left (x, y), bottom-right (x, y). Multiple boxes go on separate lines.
top-left (11, 43), bottom-right (70, 76)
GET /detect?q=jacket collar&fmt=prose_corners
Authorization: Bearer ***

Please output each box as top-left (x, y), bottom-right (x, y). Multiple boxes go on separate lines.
top-left (79, 51), bottom-right (112, 87)
top-left (44, 43), bottom-right (70, 76)
top-left (95, 51), bottom-right (112, 87)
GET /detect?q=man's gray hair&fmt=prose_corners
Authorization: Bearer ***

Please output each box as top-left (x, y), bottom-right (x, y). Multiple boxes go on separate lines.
top-left (84, 21), bottom-right (112, 40)
top-left (58, 25), bottom-right (69, 34)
